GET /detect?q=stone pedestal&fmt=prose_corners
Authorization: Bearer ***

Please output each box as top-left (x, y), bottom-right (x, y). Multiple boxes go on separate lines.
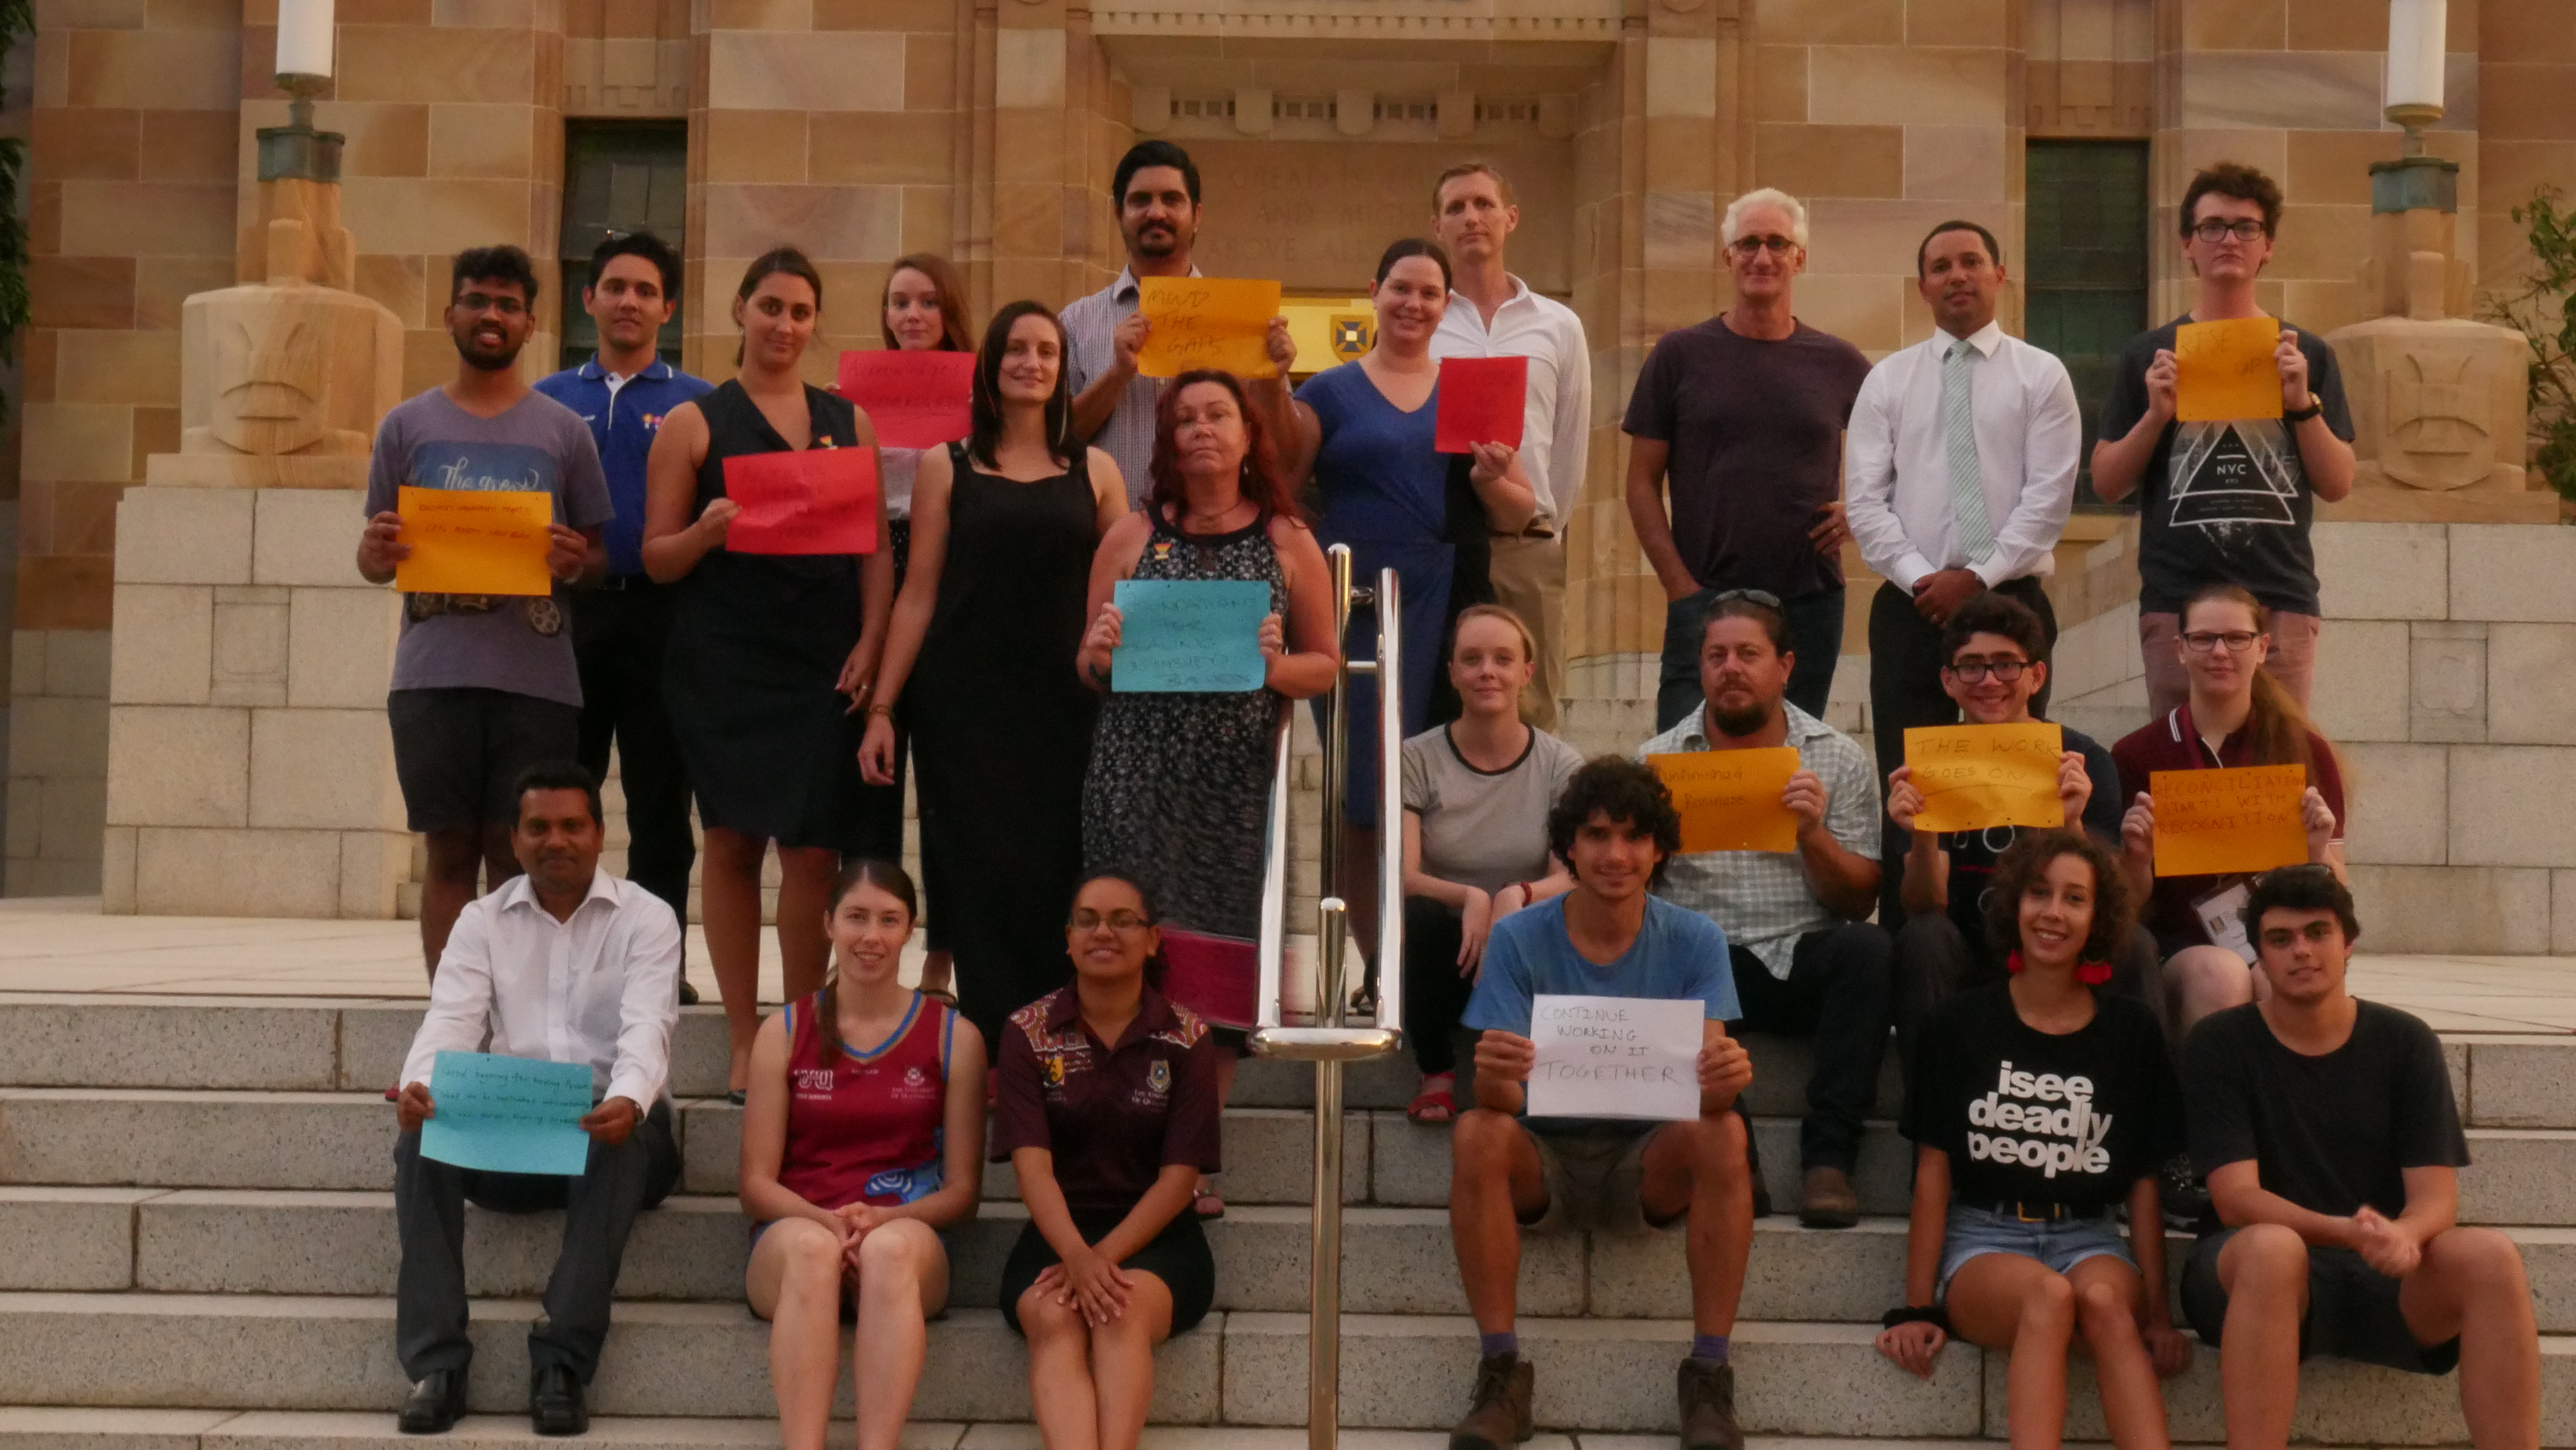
top-left (2319, 314), bottom-right (2551, 524)
top-left (102, 487), bottom-right (411, 918)
top-left (2308, 522), bottom-right (2576, 954)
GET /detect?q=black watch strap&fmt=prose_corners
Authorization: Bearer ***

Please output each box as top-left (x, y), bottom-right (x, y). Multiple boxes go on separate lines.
top-left (2283, 399), bottom-right (2324, 423)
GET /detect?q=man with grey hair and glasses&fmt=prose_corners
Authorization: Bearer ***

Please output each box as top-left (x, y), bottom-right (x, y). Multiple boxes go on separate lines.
top-left (1625, 187), bottom-right (1873, 732)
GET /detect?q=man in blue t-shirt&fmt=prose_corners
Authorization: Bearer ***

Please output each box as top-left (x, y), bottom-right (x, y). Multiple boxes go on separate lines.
top-left (532, 232), bottom-right (711, 1003)
top-left (1446, 758), bottom-right (1755, 1450)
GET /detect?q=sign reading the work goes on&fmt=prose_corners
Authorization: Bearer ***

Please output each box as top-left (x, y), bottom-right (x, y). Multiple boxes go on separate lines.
top-left (1966, 1061), bottom-right (2112, 1180)
top-left (1525, 994), bottom-right (1701, 1121)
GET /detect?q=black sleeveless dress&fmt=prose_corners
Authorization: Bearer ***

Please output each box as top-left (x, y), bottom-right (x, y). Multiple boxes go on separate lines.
top-left (906, 442), bottom-right (1103, 1045)
top-left (663, 380), bottom-right (873, 851)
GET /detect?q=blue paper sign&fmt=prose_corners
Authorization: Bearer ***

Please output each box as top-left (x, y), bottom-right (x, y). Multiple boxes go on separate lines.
top-left (417, 1050), bottom-right (595, 1177)
top-left (1112, 579), bottom-right (1271, 693)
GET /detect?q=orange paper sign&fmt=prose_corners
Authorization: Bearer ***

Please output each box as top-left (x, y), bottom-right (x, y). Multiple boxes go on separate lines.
top-left (393, 485), bottom-right (553, 596)
top-left (722, 448), bottom-right (881, 556)
top-left (1137, 277), bottom-right (1282, 379)
top-left (1649, 748), bottom-right (1802, 854)
top-left (2150, 765), bottom-right (2308, 878)
top-left (2175, 316), bottom-right (2283, 423)
top-left (1905, 722), bottom-right (2064, 834)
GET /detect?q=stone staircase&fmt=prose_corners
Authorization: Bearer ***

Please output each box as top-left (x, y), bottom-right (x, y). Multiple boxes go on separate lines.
top-left (2, 995), bottom-right (2572, 1448)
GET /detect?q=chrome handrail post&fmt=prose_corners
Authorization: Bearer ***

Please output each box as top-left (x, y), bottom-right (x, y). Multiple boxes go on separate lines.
top-left (1319, 543), bottom-right (1354, 964)
top-left (1307, 896), bottom-right (1349, 1450)
top-left (1372, 567), bottom-right (1404, 1039)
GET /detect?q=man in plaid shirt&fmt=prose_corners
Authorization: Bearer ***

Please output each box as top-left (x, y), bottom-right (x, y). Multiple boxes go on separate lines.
top-left (1636, 591), bottom-right (1892, 1229)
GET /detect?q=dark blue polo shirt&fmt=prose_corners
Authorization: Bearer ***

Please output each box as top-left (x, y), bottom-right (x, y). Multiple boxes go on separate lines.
top-left (534, 356), bottom-right (714, 579)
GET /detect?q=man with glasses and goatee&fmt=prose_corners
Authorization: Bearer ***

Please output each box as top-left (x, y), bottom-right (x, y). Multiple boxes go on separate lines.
top-left (2089, 162), bottom-right (2356, 719)
top-left (1624, 187), bottom-right (1872, 732)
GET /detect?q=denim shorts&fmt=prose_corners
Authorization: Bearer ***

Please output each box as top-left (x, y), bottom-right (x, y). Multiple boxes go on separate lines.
top-left (1937, 1203), bottom-right (2134, 1298)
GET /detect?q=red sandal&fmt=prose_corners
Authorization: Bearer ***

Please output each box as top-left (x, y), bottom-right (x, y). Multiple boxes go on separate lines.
top-left (1407, 1072), bottom-right (1457, 1125)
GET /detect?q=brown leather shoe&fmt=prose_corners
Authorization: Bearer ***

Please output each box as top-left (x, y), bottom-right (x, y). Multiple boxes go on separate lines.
top-left (1448, 1352), bottom-right (1534, 1450)
top-left (1798, 1164), bottom-right (1860, 1229)
top-left (1676, 1357), bottom-right (1744, 1450)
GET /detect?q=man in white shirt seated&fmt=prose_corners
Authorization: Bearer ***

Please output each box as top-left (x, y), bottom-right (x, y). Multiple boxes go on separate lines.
top-left (390, 760), bottom-right (683, 1437)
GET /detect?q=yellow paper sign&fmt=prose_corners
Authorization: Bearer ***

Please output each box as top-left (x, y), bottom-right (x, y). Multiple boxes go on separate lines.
top-left (2175, 316), bottom-right (2283, 423)
top-left (393, 485), bottom-right (553, 596)
top-left (1138, 277), bottom-right (1282, 379)
top-left (1905, 722), bottom-right (2065, 834)
top-left (1649, 749), bottom-right (1802, 854)
top-left (2150, 765), bottom-right (2308, 878)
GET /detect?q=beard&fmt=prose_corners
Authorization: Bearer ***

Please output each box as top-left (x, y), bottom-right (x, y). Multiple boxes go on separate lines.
top-left (1706, 698), bottom-right (1770, 738)
top-left (1128, 221), bottom-right (1181, 258)
top-left (453, 329), bottom-right (524, 373)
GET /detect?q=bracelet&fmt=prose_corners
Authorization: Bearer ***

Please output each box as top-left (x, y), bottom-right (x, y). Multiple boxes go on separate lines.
top-left (1880, 1305), bottom-right (1951, 1333)
top-left (866, 701), bottom-right (896, 718)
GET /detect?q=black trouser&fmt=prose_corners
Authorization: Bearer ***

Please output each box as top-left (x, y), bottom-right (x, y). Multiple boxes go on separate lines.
top-left (852, 518), bottom-right (913, 869)
top-left (1657, 584), bottom-right (1844, 732)
top-left (394, 1099), bottom-right (680, 1384)
top-left (573, 580), bottom-right (694, 940)
top-left (1402, 896), bottom-right (1476, 1076)
top-left (1888, 912), bottom-right (2159, 1083)
top-left (1728, 925), bottom-right (1892, 1174)
top-left (1868, 576), bottom-right (2058, 923)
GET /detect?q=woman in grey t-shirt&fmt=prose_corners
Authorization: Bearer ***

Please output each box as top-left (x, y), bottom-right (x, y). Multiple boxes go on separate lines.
top-left (1397, 604), bottom-right (1585, 1123)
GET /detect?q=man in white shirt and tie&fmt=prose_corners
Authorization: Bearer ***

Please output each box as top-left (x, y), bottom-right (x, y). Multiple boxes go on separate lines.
top-left (1428, 161), bottom-right (1590, 731)
top-left (1845, 221), bottom-right (2080, 917)
top-left (390, 760), bottom-right (683, 1437)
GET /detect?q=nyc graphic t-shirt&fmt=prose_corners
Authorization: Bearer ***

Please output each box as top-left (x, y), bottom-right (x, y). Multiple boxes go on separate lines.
top-left (2099, 315), bottom-right (2353, 617)
top-left (364, 388), bottom-right (614, 707)
top-left (1899, 982), bottom-right (2180, 1213)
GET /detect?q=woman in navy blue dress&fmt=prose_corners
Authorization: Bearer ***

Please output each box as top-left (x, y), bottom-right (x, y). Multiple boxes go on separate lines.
top-left (1276, 237), bottom-right (1537, 958)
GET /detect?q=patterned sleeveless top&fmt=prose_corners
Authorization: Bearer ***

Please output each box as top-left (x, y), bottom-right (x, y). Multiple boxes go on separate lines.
top-left (779, 988), bottom-right (954, 1209)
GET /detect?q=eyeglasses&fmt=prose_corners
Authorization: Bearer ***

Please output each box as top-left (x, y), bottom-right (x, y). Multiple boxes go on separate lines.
top-left (1728, 235), bottom-right (1798, 256)
top-left (1945, 658), bottom-right (2028, 683)
top-left (454, 291), bottom-right (527, 316)
top-left (1070, 910), bottom-right (1151, 933)
top-left (2191, 219), bottom-right (2269, 244)
top-left (2181, 631), bottom-right (2262, 654)
top-left (1711, 588), bottom-right (1781, 608)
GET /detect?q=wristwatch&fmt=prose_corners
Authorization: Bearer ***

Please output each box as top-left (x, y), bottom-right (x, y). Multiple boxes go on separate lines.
top-left (2283, 398), bottom-right (2324, 423)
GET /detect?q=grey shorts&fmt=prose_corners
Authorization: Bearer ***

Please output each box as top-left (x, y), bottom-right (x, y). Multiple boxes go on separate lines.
top-left (2182, 1228), bottom-right (2461, 1375)
top-left (1519, 1125), bottom-right (1672, 1236)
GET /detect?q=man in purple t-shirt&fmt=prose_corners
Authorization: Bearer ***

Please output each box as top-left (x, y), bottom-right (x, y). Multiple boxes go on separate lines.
top-left (1623, 187), bottom-right (1874, 731)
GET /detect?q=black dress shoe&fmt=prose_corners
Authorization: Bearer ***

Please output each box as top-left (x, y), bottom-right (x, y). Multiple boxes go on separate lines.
top-left (530, 1362), bottom-right (588, 1436)
top-left (678, 976), bottom-right (700, 1006)
top-left (397, 1369), bottom-right (466, 1434)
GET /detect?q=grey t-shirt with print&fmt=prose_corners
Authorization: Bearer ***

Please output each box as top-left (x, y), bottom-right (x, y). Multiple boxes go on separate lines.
top-left (1400, 724), bottom-right (1586, 897)
top-left (363, 388), bottom-right (614, 708)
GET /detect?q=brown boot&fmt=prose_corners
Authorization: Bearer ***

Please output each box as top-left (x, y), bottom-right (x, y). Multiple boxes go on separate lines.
top-left (1676, 1357), bottom-right (1744, 1450)
top-left (1448, 1352), bottom-right (1534, 1450)
top-left (1798, 1164), bottom-right (1860, 1229)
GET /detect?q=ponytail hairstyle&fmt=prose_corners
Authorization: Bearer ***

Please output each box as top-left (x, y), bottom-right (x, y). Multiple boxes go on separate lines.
top-left (732, 245), bottom-right (824, 368)
top-left (967, 300), bottom-right (1074, 470)
top-left (1070, 868), bottom-right (1169, 990)
top-left (815, 857), bottom-right (919, 1062)
top-left (2181, 583), bottom-right (2338, 781)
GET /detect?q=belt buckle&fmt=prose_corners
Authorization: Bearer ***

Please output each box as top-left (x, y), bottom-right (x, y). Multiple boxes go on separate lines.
top-left (2012, 1201), bottom-right (2049, 1223)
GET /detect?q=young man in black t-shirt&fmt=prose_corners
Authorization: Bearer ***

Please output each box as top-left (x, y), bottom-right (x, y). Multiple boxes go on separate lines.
top-left (2089, 162), bottom-right (2357, 721)
top-left (2181, 866), bottom-right (2538, 1448)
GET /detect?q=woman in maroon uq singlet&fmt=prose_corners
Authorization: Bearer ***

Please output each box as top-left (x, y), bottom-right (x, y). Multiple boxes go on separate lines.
top-left (738, 860), bottom-right (987, 1450)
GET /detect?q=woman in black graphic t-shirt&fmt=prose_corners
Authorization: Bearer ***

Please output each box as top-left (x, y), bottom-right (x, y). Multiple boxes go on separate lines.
top-left (1877, 829), bottom-right (2192, 1449)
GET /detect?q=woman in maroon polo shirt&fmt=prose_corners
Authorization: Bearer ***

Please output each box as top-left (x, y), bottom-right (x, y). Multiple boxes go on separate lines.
top-left (738, 859), bottom-right (987, 1450)
top-left (2109, 582), bottom-right (2346, 1041)
top-left (993, 871), bottom-right (1223, 1450)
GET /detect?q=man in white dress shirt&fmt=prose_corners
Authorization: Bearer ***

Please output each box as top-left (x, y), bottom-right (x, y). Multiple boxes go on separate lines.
top-left (1428, 161), bottom-right (1590, 731)
top-left (390, 760), bottom-right (683, 1437)
top-left (1845, 220), bottom-right (2080, 917)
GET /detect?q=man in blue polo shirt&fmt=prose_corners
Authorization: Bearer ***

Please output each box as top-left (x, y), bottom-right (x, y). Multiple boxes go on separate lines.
top-left (535, 231), bottom-right (711, 1004)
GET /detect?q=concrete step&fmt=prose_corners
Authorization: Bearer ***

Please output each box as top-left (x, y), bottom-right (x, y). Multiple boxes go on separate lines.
top-left (10, 995), bottom-right (2549, 1131)
top-left (1, 1293), bottom-right (2568, 1442)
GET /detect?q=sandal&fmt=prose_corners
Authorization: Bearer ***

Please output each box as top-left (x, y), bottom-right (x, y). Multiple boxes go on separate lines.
top-left (1407, 1073), bottom-right (1457, 1126)
top-left (1193, 1177), bottom-right (1226, 1220)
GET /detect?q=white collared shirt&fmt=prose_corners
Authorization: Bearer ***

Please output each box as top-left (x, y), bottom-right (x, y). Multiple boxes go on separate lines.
top-left (1428, 274), bottom-right (1591, 527)
top-left (1844, 319), bottom-right (2081, 591)
top-left (399, 870), bottom-right (682, 1109)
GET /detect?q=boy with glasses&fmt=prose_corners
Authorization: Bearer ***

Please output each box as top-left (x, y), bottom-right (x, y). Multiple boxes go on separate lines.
top-left (2088, 163), bottom-right (2357, 719)
top-left (1624, 187), bottom-right (1873, 729)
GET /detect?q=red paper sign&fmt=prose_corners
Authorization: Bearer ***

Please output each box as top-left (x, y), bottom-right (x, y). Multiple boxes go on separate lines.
top-left (1434, 355), bottom-right (1529, 453)
top-left (721, 448), bottom-right (880, 556)
top-left (836, 350), bottom-right (974, 449)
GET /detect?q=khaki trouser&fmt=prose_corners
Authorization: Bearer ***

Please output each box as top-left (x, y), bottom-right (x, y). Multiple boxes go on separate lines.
top-left (1487, 529), bottom-right (1566, 732)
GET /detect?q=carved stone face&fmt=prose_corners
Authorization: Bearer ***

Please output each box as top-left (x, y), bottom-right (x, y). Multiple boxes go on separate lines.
top-left (185, 283), bottom-right (402, 457)
top-left (2380, 345), bottom-right (2494, 492)
top-left (209, 308), bottom-right (330, 455)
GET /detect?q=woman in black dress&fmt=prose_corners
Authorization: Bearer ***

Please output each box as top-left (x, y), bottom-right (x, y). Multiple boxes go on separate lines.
top-left (643, 247), bottom-right (896, 1094)
top-left (861, 301), bottom-right (1129, 1049)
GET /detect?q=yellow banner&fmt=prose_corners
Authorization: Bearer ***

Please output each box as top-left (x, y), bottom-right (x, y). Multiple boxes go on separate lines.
top-left (2175, 316), bottom-right (2283, 423)
top-left (2150, 765), bottom-right (2309, 877)
top-left (1905, 722), bottom-right (2064, 834)
top-left (393, 486), bottom-right (553, 596)
top-left (1649, 748), bottom-right (1802, 854)
top-left (1138, 277), bottom-right (1282, 379)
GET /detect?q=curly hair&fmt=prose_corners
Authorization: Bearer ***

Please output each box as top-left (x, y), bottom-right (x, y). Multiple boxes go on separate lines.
top-left (1980, 827), bottom-right (2133, 971)
top-left (1545, 758), bottom-right (1684, 889)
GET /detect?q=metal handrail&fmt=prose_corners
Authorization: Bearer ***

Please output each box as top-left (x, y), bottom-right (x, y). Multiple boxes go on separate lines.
top-left (1248, 544), bottom-right (1406, 1450)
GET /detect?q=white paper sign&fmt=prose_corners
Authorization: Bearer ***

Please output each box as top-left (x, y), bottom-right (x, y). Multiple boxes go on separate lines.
top-left (1524, 994), bottom-right (1704, 1121)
